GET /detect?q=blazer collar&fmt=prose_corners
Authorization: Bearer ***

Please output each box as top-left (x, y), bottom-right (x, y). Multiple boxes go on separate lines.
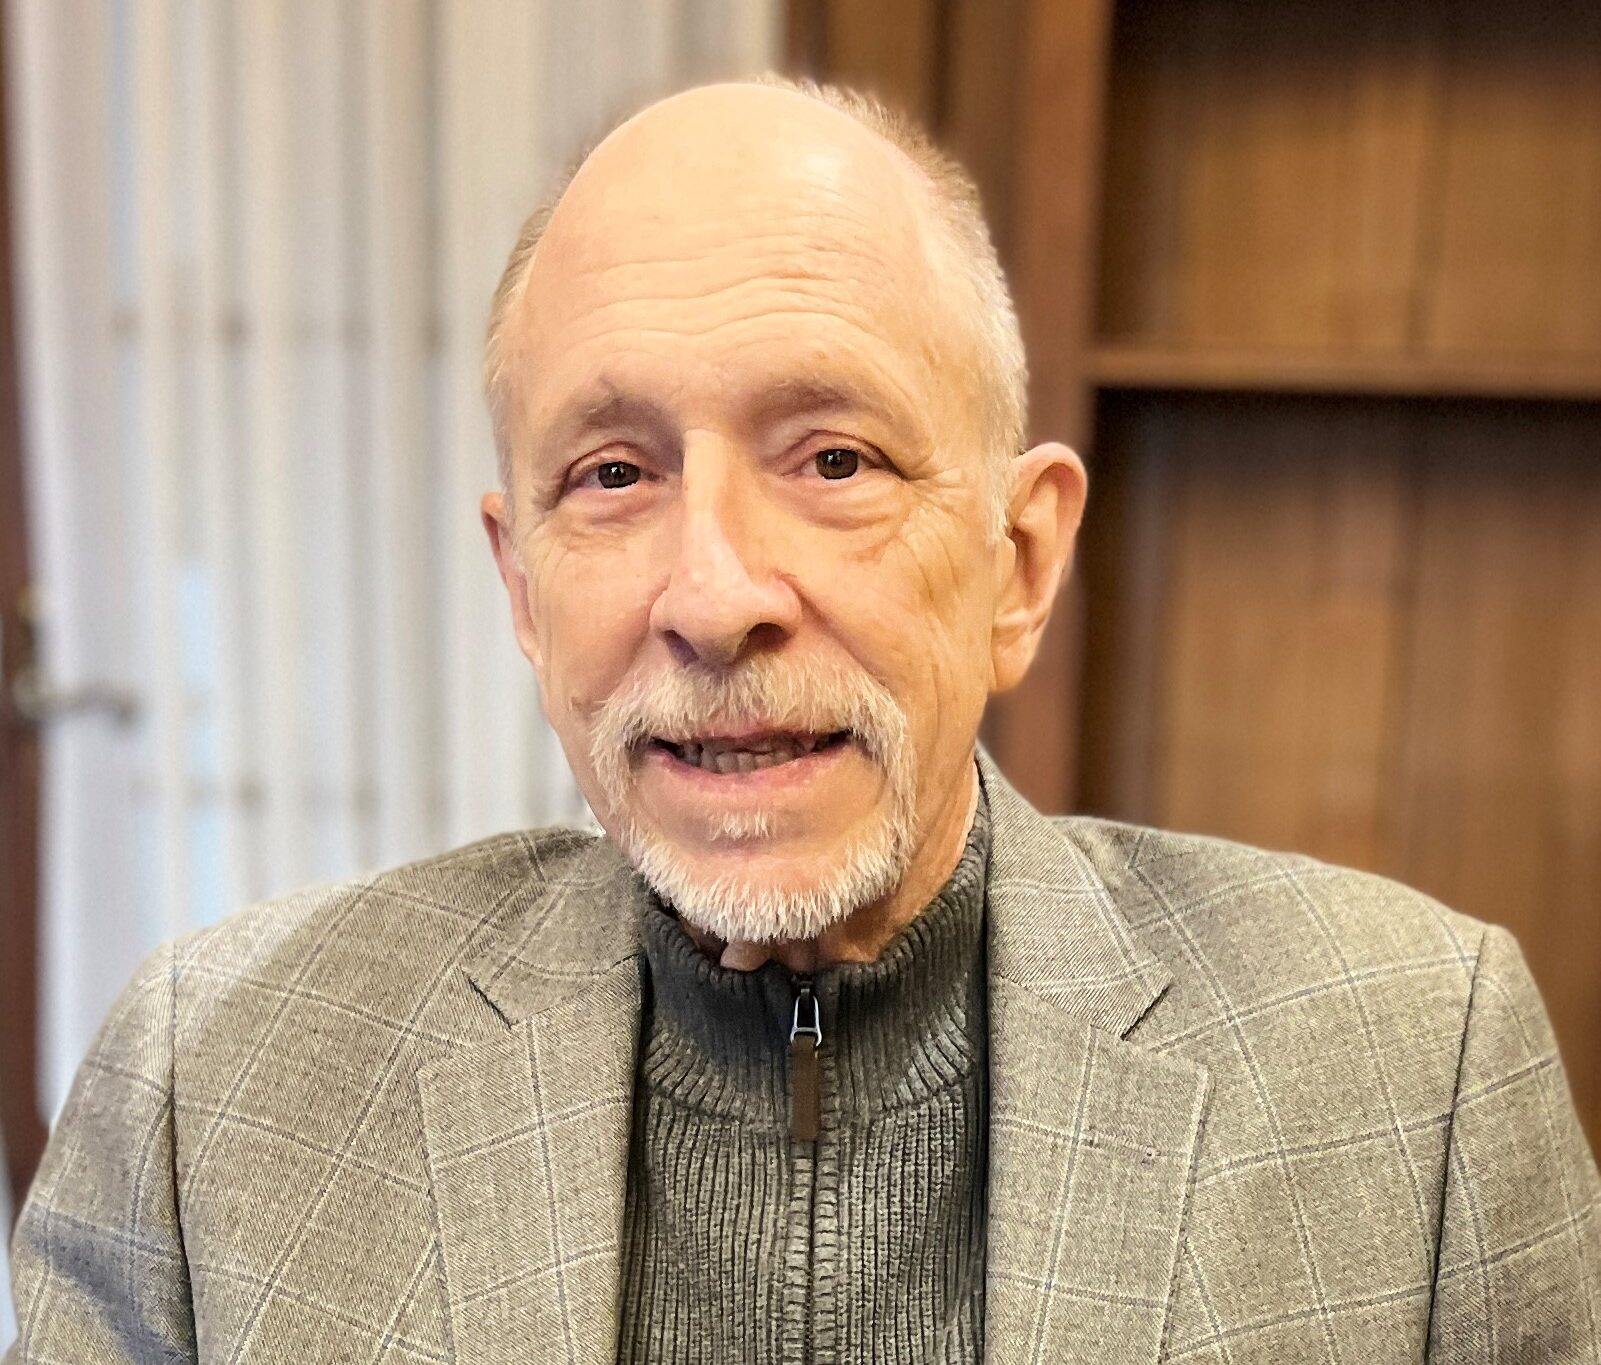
top-left (424, 751), bottom-right (1209, 1364)
top-left (978, 749), bottom-right (1211, 1364)
top-left (460, 832), bottom-right (649, 1027)
top-left (460, 747), bottom-right (1177, 1033)
top-left (978, 746), bottom-right (1173, 1037)
top-left (419, 833), bottom-right (650, 1365)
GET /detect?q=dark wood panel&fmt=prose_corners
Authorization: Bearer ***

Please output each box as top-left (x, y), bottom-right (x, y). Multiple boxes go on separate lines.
top-left (1423, 2), bottom-right (1601, 355)
top-left (1099, 0), bottom-right (1440, 352)
top-left (1097, 0), bottom-right (1601, 366)
top-left (819, 0), bottom-right (944, 126)
top-left (979, 0), bottom-right (1117, 813)
top-left (1076, 393), bottom-right (1177, 825)
top-left (785, 0), bottom-right (828, 77)
top-left (1158, 405), bottom-right (1410, 869)
top-left (942, 0), bottom-right (1027, 261)
top-left (1389, 405), bottom-right (1601, 1137)
top-left (1083, 395), bottom-right (1413, 869)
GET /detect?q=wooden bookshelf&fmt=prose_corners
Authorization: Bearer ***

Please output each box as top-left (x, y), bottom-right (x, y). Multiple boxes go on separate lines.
top-left (1087, 0), bottom-right (1601, 1146)
top-left (1091, 344), bottom-right (1601, 402)
top-left (792, 0), bottom-right (1601, 1147)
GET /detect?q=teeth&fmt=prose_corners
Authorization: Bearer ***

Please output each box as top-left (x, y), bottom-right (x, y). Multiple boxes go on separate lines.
top-left (668, 733), bottom-right (840, 773)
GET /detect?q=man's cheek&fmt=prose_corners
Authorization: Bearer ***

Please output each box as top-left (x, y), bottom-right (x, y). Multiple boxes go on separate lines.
top-left (882, 512), bottom-right (975, 618)
top-left (530, 542), bottom-right (603, 641)
top-left (538, 557), bottom-right (652, 700)
top-left (523, 537), bottom-right (565, 612)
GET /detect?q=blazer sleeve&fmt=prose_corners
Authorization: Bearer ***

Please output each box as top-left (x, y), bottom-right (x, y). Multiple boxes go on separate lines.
top-left (5, 941), bottom-right (197, 1363)
top-left (1428, 924), bottom-right (1601, 1361)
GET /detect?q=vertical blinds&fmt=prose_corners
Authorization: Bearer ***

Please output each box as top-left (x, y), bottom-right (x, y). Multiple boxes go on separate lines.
top-left (5, 0), bottom-right (777, 1118)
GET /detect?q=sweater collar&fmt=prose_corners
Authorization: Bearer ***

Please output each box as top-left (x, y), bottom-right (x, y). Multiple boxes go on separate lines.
top-left (458, 744), bottom-right (1173, 1041)
top-left (636, 779), bottom-right (991, 1127)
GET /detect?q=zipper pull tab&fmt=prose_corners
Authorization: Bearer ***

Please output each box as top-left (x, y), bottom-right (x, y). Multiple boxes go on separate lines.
top-left (789, 974), bottom-right (822, 1142)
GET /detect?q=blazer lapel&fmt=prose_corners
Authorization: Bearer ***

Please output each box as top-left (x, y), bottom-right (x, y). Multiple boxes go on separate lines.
top-left (979, 753), bottom-right (1212, 1364)
top-left (415, 755), bottom-right (1208, 1363)
top-left (418, 835), bottom-right (652, 1365)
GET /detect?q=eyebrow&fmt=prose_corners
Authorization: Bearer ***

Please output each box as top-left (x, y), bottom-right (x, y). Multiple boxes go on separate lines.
top-left (536, 373), bottom-right (910, 459)
top-left (746, 377), bottom-right (903, 431)
top-left (542, 383), bottom-right (674, 452)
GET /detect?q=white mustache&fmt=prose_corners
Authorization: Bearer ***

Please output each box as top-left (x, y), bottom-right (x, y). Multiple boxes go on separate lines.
top-left (588, 656), bottom-right (910, 798)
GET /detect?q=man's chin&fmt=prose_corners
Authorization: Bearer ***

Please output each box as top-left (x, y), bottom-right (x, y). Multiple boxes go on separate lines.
top-left (622, 827), bottom-right (905, 947)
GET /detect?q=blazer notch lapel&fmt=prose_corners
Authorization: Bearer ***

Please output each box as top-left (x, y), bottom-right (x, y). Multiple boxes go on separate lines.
top-left (463, 832), bottom-right (651, 1028)
top-left (985, 976), bottom-right (1210, 1365)
top-left (418, 957), bottom-right (641, 1365)
top-left (978, 749), bottom-right (1172, 1039)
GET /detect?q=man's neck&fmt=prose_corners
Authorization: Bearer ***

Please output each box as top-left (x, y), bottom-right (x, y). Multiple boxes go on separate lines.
top-left (683, 756), bottom-right (982, 973)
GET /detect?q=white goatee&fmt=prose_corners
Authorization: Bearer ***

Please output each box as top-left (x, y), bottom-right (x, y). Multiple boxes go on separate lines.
top-left (587, 655), bottom-right (917, 944)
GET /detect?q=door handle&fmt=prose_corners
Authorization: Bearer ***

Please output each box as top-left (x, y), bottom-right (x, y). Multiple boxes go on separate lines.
top-left (8, 670), bottom-right (141, 726)
top-left (3, 585), bottom-right (141, 728)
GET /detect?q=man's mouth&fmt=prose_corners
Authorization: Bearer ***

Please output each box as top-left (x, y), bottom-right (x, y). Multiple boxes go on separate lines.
top-left (649, 730), bottom-right (852, 775)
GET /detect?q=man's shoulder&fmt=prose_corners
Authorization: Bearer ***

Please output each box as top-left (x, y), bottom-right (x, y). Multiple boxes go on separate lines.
top-left (1050, 814), bottom-right (1489, 1015)
top-left (168, 825), bottom-right (604, 1037)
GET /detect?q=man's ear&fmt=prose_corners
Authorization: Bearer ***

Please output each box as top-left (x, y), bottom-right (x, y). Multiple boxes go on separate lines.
top-left (989, 441), bottom-right (1087, 693)
top-left (480, 489), bottom-right (544, 673)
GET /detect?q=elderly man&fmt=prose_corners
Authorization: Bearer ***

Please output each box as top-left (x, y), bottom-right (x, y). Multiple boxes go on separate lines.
top-left (8, 77), bottom-right (1600, 1364)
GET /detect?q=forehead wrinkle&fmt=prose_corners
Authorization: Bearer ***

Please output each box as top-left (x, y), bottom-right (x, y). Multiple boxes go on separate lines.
top-left (537, 339), bottom-right (936, 455)
top-left (529, 136), bottom-right (953, 340)
top-left (534, 212), bottom-right (933, 327)
top-left (513, 137), bottom-right (983, 473)
top-left (551, 297), bottom-right (908, 370)
top-left (551, 203), bottom-right (912, 273)
top-left (530, 258), bottom-right (941, 388)
top-left (528, 263), bottom-right (958, 427)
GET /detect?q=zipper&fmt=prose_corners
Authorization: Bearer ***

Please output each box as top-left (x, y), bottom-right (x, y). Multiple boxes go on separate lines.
top-left (789, 973), bottom-right (823, 1141)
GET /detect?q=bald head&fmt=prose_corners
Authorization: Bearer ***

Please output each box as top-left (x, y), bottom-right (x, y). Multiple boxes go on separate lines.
top-left (483, 77), bottom-right (1026, 537)
top-left (554, 81), bottom-right (932, 244)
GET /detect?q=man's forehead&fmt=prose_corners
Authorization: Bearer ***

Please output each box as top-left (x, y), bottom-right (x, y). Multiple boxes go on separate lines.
top-left (539, 371), bottom-right (919, 451)
top-left (522, 83), bottom-right (941, 314)
top-left (494, 82), bottom-right (987, 459)
top-left (555, 83), bottom-right (930, 235)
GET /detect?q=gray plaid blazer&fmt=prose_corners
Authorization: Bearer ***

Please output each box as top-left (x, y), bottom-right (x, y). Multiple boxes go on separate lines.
top-left (8, 751), bottom-right (1600, 1362)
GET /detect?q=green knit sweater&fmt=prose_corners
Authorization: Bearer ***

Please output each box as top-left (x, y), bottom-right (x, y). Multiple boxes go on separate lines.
top-left (617, 798), bottom-right (991, 1362)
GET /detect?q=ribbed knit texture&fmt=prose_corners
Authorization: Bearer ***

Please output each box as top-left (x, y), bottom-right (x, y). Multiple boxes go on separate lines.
top-left (617, 794), bottom-right (991, 1363)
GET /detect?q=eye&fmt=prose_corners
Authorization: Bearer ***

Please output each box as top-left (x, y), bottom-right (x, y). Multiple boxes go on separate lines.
top-left (813, 447), bottom-right (861, 480)
top-left (590, 459), bottom-right (641, 490)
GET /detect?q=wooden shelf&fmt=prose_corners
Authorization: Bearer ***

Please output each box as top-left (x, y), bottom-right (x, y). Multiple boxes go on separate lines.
top-left (1090, 344), bottom-right (1601, 402)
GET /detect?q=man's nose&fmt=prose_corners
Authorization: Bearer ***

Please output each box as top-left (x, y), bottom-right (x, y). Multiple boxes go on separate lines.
top-left (649, 442), bottom-right (802, 667)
